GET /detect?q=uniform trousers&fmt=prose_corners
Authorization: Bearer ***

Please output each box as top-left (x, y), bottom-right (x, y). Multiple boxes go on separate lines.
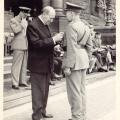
top-left (11, 50), bottom-right (27, 86)
top-left (30, 72), bottom-right (50, 120)
top-left (66, 69), bottom-right (87, 120)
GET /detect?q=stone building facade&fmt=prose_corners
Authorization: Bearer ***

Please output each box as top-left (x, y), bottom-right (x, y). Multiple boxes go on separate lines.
top-left (4, 0), bottom-right (115, 32)
top-left (4, 0), bottom-right (116, 56)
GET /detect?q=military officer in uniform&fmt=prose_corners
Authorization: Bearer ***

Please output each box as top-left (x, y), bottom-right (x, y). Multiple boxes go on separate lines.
top-left (62, 2), bottom-right (93, 120)
top-left (10, 6), bottom-right (31, 89)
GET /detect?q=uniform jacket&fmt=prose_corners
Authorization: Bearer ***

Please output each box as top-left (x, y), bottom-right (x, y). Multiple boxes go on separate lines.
top-left (62, 20), bottom-right (93, 70)
top-left (10, 16), bottom-right (28, 50)
top-left (26, 17), bottom-right (55, 73)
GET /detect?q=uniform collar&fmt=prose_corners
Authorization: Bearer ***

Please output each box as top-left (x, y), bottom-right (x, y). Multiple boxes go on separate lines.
top-left (15, 15), bottom-right (22, 23)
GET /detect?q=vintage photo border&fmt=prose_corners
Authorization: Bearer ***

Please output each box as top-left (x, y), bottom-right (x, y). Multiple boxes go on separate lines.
top-left (0, 0), bottom-right (4, 120)
top-left (0, 0), bottom-right (120, 120)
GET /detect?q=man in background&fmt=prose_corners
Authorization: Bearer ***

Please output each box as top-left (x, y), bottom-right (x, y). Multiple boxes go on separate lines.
top-left (10, 6), bottom-right (31, 89)
top-left (88, 25), bottom-right (108, 73)
top-left (92, 32), bottom-right (115, 71)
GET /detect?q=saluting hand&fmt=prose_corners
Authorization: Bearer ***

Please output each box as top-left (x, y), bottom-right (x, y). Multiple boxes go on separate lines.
top-left (64, 68), bottom-right (71, 76)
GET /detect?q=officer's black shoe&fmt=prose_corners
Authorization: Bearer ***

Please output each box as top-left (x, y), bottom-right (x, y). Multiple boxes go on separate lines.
top-left (98, 67), bottom-right (108, 72)
top-left (42, 113), bottom-right (53, 118)
top-left (19, 84), bottom-right (28, 87)
top-left (12, 85), bottom-right (19, 90)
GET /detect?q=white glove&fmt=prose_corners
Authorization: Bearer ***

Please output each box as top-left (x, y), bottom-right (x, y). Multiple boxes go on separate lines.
top-left (54, 44), bottom-right (61, 51)
top-left (64, 68), bottom-right (71, 76)
top-left (52, 32), bottom-right (64, 43)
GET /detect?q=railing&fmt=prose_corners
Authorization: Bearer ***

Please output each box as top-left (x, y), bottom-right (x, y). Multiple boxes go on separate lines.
top-left (95, 26), bottom-right (116, 45)
top-left (4, 33), bottom-right (13, 56)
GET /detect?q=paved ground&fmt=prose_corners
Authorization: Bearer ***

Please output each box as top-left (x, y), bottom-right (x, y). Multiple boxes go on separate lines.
top-left (4, 75), bottom-right (116, 120)
top-left (4, 71), bottom-right (115, 97)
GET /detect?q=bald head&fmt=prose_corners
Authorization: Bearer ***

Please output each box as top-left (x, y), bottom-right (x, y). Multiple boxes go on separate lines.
top-left (42, 6), bottom-right (55, 16)
top-left (40, 6), bottom-right (56, 25)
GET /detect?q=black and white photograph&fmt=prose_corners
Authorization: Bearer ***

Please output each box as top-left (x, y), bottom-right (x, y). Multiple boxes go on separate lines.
top-left (0, 0), bottom-right (119, 120)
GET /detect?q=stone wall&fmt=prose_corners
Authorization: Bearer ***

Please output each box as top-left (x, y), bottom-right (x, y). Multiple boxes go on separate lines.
top-left (4, 11), bottom-right (13, 32)
top-left (49, 17), bottom-right (60, 34)
top-left (64, 0), bottom-right (90, 14)
top-left (43, 0), bottom-right (50, 7)
top-left (95, 26), bottom-right (116, 45)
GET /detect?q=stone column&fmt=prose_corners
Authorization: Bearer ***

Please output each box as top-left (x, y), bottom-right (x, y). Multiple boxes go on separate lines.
top-left (43, 0), bottom-right (50, 7)
top-left (51, 0), bottom-right (64, 16)
top-left (106, 0), bottom-right (114, 26)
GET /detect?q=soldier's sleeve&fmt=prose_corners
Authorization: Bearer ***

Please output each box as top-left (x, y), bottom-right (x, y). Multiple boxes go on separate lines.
top-left (62, 25), bottom-right (76, 69)
top-left (62, 33), bottom-right (67, 51)
top-left (10, 19), bottom-right (23, 34)
top-left (85, 29), bottom-right (93, 60)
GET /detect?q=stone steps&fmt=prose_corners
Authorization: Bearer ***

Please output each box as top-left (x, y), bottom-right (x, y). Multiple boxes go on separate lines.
top-left (3, 56), bottom-right (116, 110)
top-left (4, 56), bottom-right (12, 80)
top-left (4, 56), bottom-right (13, 64)
top-left (4, 63), bottom-right (12, 72)
top-left (4, 79), bottom-right (66, 110)
top-left (4, 56), bottom-right (30, 80)
top-left (3, 71), bottom-right (115, 110)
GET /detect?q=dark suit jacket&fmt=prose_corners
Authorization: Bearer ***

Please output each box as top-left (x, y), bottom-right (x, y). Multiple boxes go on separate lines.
top-left (26, 17), bottom-right (54, 73)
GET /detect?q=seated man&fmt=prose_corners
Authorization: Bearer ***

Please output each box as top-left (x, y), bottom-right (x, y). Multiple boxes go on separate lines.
top-left (88, 55), bottom-right (109, 73)
top-left (52, 44), bottom-right (64, 80)
top-left (105, 45), bottom-right (115, 70)
top-left (109, 44), bottom-right (116, 65)
top-left (92, 32), bottom-right (115, 71)
top-left (49, 42), bottom-right (64, 85)
top-left (88, 26), bottom-right (108, 73)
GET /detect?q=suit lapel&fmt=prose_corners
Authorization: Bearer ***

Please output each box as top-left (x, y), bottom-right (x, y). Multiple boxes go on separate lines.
top-left (45, 25), bottom-right (51, 37)
top-left (36, 17), bottom-right (51, 37)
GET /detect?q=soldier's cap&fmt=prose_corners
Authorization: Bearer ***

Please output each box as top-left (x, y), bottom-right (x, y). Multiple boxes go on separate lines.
top-left (19, 6), bottom-right (31, 13)
top-left (64, 2), bottom-right (85, 11)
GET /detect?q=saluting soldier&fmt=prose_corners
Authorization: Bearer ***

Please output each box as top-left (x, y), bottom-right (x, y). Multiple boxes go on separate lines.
top-left (10, 6), bottom-right (31, 89)
top-left (62, 2), bottom-right (93, 120)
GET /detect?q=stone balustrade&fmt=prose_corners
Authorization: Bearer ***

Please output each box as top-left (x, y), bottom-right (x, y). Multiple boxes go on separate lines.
top-left (95, 26), bottom-right (116, 45)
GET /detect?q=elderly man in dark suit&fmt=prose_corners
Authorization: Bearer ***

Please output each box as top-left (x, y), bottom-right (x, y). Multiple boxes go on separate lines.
top-left (27, 6), bottom-right (63, 120)
top-left (62, 2), bottom-right (93, 120)
top-left (10, 6), bottom-right (31, 89)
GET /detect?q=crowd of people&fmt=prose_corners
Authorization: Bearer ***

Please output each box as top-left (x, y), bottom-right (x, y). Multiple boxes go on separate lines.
top-left (4, 2), bottom-right (116, 120)
top-left (88, 26), bottom-right (115, 74)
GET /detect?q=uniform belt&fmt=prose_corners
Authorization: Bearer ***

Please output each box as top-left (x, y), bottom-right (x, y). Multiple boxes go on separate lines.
top-left (78, 44), bottom-right (85, 48)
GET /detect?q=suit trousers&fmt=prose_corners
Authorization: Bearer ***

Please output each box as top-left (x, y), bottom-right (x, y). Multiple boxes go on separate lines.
top-left (66, 69), bottom-right (87, 120)
top-left (11, 50), bottom-right (27, 86)
top-left (30, 72), bottom-right (50, 120)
